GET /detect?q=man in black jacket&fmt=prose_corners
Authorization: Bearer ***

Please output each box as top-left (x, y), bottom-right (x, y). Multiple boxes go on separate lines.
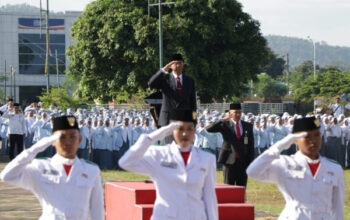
top-left (148, 54), bottom-right (197, 128)
top-left (206, 103), bottom-right (254, 186)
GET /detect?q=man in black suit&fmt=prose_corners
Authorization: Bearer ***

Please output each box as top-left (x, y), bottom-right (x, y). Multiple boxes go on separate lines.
top-left (206, 103), bottom-right (254, 186)
top-left (148, 54), bottom-right (197, 127)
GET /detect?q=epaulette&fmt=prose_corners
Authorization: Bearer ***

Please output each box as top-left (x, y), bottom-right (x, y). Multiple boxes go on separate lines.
top-left (83, 159), bottom-right (98, 167)
top-left (35, 157), bottom-right (49, 160)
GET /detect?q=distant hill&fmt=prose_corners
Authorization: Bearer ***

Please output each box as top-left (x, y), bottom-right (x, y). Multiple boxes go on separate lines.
top-left (265, 35), bottom-right (350, 70)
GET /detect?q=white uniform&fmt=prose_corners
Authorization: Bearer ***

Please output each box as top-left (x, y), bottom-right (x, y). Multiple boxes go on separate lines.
top-left (0, 135), bottom-right (104, 220)
top-left (247, 139), bottom-right (345, 220)
top-left (119, 134), bottom-right (218, 220)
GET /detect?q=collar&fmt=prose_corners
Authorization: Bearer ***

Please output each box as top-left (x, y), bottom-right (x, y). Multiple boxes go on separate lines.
top-left (297, 151), bottom-right (320, 164)
top-left (172, 72), bottom-right (183, 80)
top-left (176, 143), bottom-right (192, 152)
top-left (230, 118), bottom-right (241, 125)
top-left (53, 153), bottom-right (77, 165)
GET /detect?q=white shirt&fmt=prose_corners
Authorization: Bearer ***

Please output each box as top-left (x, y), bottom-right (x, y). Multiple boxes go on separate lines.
top-left (119, 135), bottom-right (218, 220)
top-left (0, 144), bottom-right (104, 220)
top-left (230, 119), bottom-right (243, 137)
top-left (2, 111), bottom-right (26, 135)
top-left (329, 104), bottom-right (344, 118)
top-left (172, 72), bottom-right (183, 88)
top-left (329, 124), bottom-right (342, 138)
top-left (247, 145), bottom-right (345, 220)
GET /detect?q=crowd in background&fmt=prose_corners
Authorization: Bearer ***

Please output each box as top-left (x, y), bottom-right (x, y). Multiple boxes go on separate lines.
top-left (1, 101), bottom-right (349, 169)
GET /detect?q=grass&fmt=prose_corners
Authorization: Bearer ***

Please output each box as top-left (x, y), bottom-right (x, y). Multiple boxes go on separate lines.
top-left (101, 169), bottom-right (350, 218)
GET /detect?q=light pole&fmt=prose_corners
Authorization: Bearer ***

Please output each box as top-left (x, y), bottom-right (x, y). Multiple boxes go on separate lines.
top-left (148, 0), bottom-right (175, 69)
top-left (307, 36), bottom-right (316, 78)
top-left (307, 36), bottom-right (316, 113)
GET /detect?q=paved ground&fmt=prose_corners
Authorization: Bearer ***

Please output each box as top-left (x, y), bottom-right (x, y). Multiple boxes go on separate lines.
top-left (0, 154), bottom-right (277, 220)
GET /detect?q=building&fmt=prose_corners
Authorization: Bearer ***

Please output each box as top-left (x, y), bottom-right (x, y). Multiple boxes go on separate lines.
top-left (0, 10), bottom-right (81, 104)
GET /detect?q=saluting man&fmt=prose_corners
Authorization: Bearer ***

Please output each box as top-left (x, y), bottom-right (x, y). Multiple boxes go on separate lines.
top-left (0, 116), bottom-right (104, 220)
top-left (247, 117), bottom-right (345, 220)
top-left (206, 103), bottom-right (254, 186)
top-left (119, 109), bottom-right (218, 220)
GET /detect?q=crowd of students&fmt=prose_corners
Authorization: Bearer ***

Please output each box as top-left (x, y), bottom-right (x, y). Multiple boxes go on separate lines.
top-left (1, 102), bottom-right (349, 169)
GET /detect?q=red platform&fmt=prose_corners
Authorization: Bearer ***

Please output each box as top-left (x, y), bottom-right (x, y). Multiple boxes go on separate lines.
top-left (105, 181), bottom-right (254, 220)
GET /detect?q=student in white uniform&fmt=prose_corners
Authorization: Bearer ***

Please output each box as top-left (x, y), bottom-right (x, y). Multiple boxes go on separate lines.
top-left (247, 117), bottom-right (345, 220)
top-left (0, 116), bottom-right (104, 220)
top-left (119, 110), bottom-right (218, 220)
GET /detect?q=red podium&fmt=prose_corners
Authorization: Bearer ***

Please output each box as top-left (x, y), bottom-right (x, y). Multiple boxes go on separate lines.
top-left (105, 182), bottom-right (254, 220)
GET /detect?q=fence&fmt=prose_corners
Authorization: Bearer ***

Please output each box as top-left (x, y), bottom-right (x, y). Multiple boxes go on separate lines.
top-left (87, 101), bottom-right (295, 115)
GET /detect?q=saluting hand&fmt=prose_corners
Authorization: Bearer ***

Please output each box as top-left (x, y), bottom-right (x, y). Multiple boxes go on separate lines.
top-left (148, 122), bottom-right (180, 142)
top-left (221, 113), bottom-right (231, 122)
top-left (275, 132), bottom-right (307, 151)
top-left (162, 61), bottom-right (177, 73)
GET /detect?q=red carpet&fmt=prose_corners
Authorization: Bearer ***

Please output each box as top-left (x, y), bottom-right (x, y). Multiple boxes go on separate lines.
top-left (105, 182), bottom-right (254, 220)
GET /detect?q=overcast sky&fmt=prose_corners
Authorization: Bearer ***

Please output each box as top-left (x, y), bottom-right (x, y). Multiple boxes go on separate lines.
top-left (1, 0), bottom-right (349, 47)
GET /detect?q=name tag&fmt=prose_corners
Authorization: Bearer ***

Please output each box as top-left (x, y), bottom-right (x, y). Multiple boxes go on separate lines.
top-left (287, 165), bottom-right (303, 171)
top-left (43, 169), bottom-right (59, 175)
top-left (244, 131), bottom-right (248, 144)
top-left (160, 161), bottom-right (177, 169)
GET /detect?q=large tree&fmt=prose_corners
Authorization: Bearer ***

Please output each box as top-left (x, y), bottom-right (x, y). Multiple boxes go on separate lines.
top-left (262, 48), bottom-right (285, 79)
top-left (294, 70), bottom-right (350, 102)
top-left (253, 74), bottom-right (287, 98)
top-left (67, 0), bottom-right (268, 103)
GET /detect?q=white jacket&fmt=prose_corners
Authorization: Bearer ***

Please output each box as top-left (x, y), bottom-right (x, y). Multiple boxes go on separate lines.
top-left (247, 145), bottom-right (345, 220)
top-left (0, 138), bottom-right (104, 220)
top-left (119, 134), bottom-right (218, 220)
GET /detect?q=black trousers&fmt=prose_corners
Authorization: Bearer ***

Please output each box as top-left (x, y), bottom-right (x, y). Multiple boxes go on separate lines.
top-left (9, 134), bottom-right (24, 160)
top-left (223, 159), bottom-right (248, 187)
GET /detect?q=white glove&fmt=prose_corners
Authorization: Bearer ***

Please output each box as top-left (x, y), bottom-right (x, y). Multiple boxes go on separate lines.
top-left (274, 132), bottom-right (307, 151)
top-left (148, 122), bottom-right (180, 142)
top-left (28, 133), bottom-right (61, 155)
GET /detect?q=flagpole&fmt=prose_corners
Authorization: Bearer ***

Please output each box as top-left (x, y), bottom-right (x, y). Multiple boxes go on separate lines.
top-left (44, 0), bottom-right (50, 93)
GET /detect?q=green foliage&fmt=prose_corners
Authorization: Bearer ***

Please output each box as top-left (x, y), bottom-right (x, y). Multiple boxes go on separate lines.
top-left (262, 49), bottom-right (285, 79)
top-left (115, 87), bottom-right (150, 109)
top-left (292, 60), bottom-right (319, 76)
top-left (294, 70), bottom-right (350, 102)
top-left (67, 0), bottom-right (269, 103)
top-left (253, 74), bottom-right (287, 98)
top-left (38, 87), bottom-right (88, 110)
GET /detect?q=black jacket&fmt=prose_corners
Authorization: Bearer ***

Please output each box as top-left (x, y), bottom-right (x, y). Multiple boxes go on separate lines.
top-left (148, 70), bottom-right (196, 126)
top-left (206, 119), bottom-right (254, 167)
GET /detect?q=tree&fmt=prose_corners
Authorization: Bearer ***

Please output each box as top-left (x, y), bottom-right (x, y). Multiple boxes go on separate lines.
top-left (67, 0), bottom-right (269, 103)
top-left (292, 60), bottom-right (319, 76)
top-left (294, 70), bottom-right (350, 102)
top-left (253, 74), bottom-right (287, 98)
top-left (262, 49), bottom-right (285, 79)
top-left (38, 88), bottom-right (88, 110)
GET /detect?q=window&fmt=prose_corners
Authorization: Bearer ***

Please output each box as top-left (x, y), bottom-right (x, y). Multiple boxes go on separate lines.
top-left (18, 33), bottom-right (66, 75)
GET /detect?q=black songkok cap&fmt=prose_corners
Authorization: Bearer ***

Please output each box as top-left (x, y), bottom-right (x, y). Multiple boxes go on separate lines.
top-left (7, 98), bottom-right (14, 102)
top-left (13, 103), bottom-right (20, 107)
top-left (292, 117), bottom-right (320, 133)
top-left (52, 116), bottom-right (79, 133)
top-left (169, 109), bottom-right (197, 124)
top-left (229, 103), bottom-right (241, 110)
top-left (171, 53), bottom-right (184, 61)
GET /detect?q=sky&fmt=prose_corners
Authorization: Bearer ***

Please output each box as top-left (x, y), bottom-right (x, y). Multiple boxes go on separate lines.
top-left (1, 0), bottom-right (350, 47)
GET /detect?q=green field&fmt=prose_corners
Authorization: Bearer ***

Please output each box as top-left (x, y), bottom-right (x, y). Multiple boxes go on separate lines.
top-left (102, 169), bottom-right (350, 218)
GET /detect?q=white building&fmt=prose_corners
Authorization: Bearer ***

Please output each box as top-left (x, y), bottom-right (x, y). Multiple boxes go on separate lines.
top-left (0, 11), bottom-right (81, 104)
